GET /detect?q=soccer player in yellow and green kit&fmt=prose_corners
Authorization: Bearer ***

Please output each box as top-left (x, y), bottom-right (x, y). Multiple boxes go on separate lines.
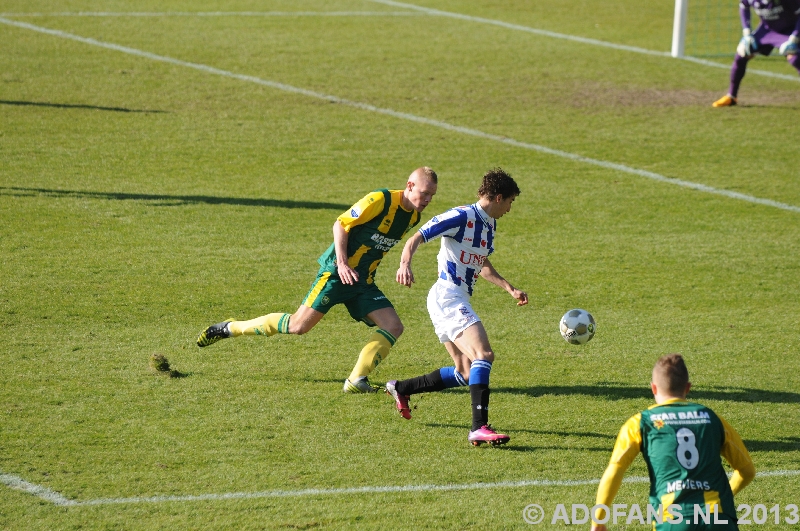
top-left (591, 354), bottom-right (755, 531)
top-left (196, 167), bottom-right (438, 393)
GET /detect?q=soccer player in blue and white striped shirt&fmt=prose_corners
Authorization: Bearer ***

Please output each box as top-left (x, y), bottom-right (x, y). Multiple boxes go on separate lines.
top-left (386, 168), bottom-right (528, 446)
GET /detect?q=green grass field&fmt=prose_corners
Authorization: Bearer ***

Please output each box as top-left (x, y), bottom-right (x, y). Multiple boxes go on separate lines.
top-left (2, 1), bottom-right (799, 529)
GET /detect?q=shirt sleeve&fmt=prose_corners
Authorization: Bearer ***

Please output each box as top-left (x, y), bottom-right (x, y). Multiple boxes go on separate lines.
top-left (337, 191), bottom-right (386, 232)
top-left (418, 207), bottom-right (467, 242)
top-left (739, 1), bottom-right (751, 30)
top-left (719, 415), bottom-right (756, 495)
top-left (594, 414), bottom-right (642, 521)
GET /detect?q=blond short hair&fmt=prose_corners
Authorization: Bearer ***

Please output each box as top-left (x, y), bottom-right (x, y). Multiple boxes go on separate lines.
top-left (417, 166), bottom-right (438, 184)
top-left (653, 354), bottom-right (689, 395)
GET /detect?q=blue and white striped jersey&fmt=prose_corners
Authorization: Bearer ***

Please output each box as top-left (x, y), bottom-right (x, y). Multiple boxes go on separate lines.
top-left (418, 203), bottom-right (495, 296)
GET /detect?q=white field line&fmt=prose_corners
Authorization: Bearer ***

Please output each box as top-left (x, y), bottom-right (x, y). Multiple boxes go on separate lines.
top-left (0, 11), bottom-right (423, 17)
top-left (369, 0), bottom-right (800, 83)
top-left (679, 55), bottom-right (800, 82)
top-left (2, 17), bottom-right (800, 214)
top-left (0, 473), bottom-right (78, 506)
top-left (3, 470), bottom-right (800, 507)
top-left (76, 477), bottom-right (637, 506)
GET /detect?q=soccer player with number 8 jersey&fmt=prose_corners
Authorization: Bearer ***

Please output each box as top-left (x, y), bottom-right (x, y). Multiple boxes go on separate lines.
top-left (591, 354), bottom-right (756, 531)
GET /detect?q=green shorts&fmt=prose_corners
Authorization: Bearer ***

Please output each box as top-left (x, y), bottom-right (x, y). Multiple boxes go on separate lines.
top-left (301, 269), bottom-right (394, 325)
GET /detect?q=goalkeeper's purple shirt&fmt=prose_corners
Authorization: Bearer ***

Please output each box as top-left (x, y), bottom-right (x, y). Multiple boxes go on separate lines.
top-left (739, 0), bottom-right (800, 36)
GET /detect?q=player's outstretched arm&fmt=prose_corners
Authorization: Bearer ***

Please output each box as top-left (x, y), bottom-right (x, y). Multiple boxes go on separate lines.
top-left (396, 231), bottom-right (424, 287)
top-left (480, 259), bottom-right (528, 306)
top-left (333, 220), bottom-right (359, 285)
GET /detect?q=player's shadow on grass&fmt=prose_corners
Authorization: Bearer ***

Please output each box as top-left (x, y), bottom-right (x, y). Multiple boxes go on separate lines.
top-left (0, 187), bottom-right (350, 210)
top-left (498, 445), bottom-right (608, 453)
top-left (513, 428), bottom-right (615, 440)
top-left (0, 99), bottom-right (167, 113)
top-left (742, 437), bottom-right (800, 453)
top-left (494, 384), bottom-right (800, 404)
top-left (423, 423), bottom-right (611, 451)
top-left (737, 103), bottom-right (800, 110)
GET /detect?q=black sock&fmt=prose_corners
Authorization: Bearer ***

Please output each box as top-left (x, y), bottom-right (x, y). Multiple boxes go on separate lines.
top-left (470, 384), bottom-right (490, 431)
top-left (396, 369), bottom-right (445, 396)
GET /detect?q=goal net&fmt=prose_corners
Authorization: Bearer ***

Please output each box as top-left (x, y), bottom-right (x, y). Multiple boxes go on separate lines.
top-left (673, 0), bottom-right (742, 58)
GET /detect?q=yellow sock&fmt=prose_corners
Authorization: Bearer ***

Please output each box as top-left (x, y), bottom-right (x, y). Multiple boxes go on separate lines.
top-left (348, 329), bottom-right (396, 381)
top-left (228, 313), bottom-right (290, 337)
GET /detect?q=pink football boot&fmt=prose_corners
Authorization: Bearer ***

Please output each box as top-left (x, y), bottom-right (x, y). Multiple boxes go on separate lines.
top-left (385, 380), bottom-right (412, 420)
top-left (468, 425), bottom-right (510, 446)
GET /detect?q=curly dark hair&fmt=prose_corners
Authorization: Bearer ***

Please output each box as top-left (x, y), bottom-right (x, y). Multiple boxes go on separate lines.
top-left (477, 168), bottom-right (520, 200)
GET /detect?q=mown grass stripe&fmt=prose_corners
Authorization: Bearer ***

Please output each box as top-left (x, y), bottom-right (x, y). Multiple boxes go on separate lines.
top-left (5, 6), bottom-right (799, 83)
top-left (2, 16), bottom-right (798, 216)
top-left (0, 11), bottom-right (424, 17)
top-left (370, 0), bottom-right (668, 57)
top-left (369, 0), bottom-right (800, 83)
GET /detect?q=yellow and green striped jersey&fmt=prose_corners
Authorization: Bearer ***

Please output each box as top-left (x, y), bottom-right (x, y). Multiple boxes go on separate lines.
top-left (317, 189), bottom-right (421, 284)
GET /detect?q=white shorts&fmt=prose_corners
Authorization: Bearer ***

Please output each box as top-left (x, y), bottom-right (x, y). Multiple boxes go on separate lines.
top-left (427, 280), bottom-right (481, 343)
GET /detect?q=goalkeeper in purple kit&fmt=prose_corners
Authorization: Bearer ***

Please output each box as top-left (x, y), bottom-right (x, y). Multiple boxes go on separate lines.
top-left (713, 0), bottom-right (800, 107)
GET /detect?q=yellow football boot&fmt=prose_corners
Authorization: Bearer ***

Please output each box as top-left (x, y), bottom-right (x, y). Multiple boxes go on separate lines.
top-left (712, 94), bottom-right (737, 107)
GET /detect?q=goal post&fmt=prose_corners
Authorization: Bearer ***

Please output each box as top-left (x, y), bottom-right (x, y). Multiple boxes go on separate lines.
top-left (672, 0), bottom-right (689, 57)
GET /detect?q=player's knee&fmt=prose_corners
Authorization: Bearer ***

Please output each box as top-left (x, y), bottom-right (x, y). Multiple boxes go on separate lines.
top-left (383, 322), bottom-right (404, 339)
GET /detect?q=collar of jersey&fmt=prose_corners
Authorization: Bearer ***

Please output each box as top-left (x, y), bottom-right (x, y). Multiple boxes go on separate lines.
top-left (648, 397), bottom-right (689, 409)
top-left (392, 189), bottom-right (415, 212)
top-left (472, 202), bottom-right (493, 225)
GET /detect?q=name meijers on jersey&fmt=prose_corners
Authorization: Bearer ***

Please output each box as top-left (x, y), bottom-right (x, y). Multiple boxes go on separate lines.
top-left (666, 478), bottom-right (713, 493)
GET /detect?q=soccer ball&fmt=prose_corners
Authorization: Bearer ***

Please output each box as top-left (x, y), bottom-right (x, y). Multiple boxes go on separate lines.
top-left (559, 309), bottom-right (596, 345)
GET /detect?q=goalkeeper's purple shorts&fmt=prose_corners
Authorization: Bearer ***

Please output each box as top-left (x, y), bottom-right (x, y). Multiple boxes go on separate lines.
top-left (753, 24), bottom-right (796, 55)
